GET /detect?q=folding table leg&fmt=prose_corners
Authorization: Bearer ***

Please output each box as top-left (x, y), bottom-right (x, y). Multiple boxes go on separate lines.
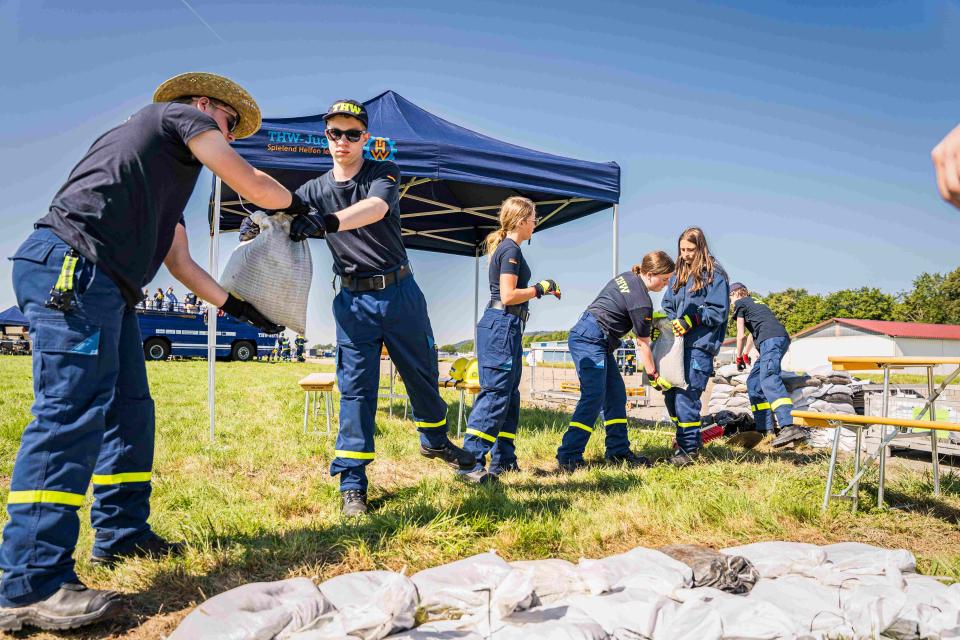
top-left (823, 421), bottom-right (842, 512)
top-left (878, 367), bottom-right (891, 509)
top-left (324, 390), bottom-right (332, 437)
top-left (928, 367), bottom-right (941, 496)
top-left (303, 391), bottom-right (310, 434)
top-left (852, 426), bottom-right (862, 511)
top-left (457, 388), bottom-right (466, 438)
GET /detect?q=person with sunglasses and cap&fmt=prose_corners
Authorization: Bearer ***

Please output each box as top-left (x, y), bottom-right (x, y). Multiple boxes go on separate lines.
top-left (287, 99), bottom-right (476, 516)
top-left (0, 72), bottom-right (310, 632)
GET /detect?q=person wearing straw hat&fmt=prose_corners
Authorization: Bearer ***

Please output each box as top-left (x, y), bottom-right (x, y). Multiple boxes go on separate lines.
top-left (0, 72), bottom-right (308, 632)
top-left (287, 99), bottom-right (477, 516)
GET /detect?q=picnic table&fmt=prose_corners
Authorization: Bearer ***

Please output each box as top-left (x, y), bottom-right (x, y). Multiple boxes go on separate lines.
top-left (806, 356), bottom-right (960, 509)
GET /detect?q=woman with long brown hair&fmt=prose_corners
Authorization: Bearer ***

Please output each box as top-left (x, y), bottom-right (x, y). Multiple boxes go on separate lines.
top-left (555, 251), bottom-right (675, 471)
top-left (460, 197), bottom-right (560, 482)
top-left (661, 227), bottom-right (730, 466)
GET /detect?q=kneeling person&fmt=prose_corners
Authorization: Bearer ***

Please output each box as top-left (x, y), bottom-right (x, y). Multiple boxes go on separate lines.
top-left (556, 251), bottom-right (675, 471)
top-left (730, 283), bottom-right (805, 447)
top-left (290, 100), bottom-right (475, 516)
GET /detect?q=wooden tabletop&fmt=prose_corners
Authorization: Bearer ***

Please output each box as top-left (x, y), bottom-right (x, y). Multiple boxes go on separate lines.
top-left (829, 356), bottom-right (960, 371)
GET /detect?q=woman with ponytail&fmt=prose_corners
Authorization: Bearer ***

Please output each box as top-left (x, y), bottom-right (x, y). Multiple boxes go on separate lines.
top-left (555, 251), bottom-right (675, 471)
top-left (661, 227), bottom-right (730, 466)
top-left (460, 197), bottom-right (560, 482)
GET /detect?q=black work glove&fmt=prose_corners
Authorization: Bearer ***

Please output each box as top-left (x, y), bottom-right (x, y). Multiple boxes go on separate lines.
top-left (534, 279), bottom-right (561, 299)
top-left (289, 212), bottom-right (341, 242)
top-left (284, 192), bottom-right (312, 217)
top-left (220, 293), bottom-right (284, 334)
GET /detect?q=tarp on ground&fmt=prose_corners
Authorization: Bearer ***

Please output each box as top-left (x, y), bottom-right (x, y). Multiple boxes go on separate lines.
top-left (209, 90), bottom-right (621, 257)
top-left (0, 306), bottom-right (28, 329)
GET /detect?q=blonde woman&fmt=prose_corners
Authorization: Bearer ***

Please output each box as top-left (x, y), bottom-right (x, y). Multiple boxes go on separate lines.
top-left (556, 251), bottom-right (675, 471)
top-left (661, 227), bottom-right (730, 466)
top-left (460, 197), bottom-right (560, 482)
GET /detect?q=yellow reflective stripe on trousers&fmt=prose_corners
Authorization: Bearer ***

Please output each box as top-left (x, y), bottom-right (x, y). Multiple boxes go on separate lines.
top-left (771, 397), bottom-right (794, 410)
top-left (570, 421), bottom-right (594, 433)
top-left (752, 402), bottom-right (771, 411)
top-left (415, 418), bottom-right (447, 428)
top-left (604, 418), bottom-right (627, 426)
top-left (7, 490), bottom-right (85, 507)
top-left (334, 450), bottom-right (376, 460)
top-left (465, 428), bottom-right (496, 443)
top-left (55, 253), bottom-right (78, 292)
top-left (497, 432), bottom-right (516, 439)
top-left (91, 472), bottom-right (152, 485)
top-left (678, 421), bottom-right (701, 428)
top-left (670, 416), bottom-right (679, 422)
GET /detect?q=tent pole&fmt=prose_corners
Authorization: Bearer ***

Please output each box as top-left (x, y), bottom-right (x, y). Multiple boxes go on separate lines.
top-left (473, 246), bottom-right (480, 354)
top-left (208, 176), bottom-right (222, 442)
top-left (612, 204), bottom-right (619, 277)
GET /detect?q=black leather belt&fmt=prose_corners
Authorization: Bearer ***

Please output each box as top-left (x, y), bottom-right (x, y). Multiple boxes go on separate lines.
top-left (488, 300), bottom-right (529, 323)
top-left (341, 265), bottom-right (411, 292)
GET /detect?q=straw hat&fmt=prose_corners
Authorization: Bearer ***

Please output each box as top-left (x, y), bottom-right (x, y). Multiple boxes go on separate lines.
top-left (153, 72), bottom-right (261, 139)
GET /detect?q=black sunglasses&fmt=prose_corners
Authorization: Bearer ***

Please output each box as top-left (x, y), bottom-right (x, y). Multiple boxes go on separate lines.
top-left (325, 127), bottom-right (366, 143)
top-left (210, 102), bottom-right (239, 133)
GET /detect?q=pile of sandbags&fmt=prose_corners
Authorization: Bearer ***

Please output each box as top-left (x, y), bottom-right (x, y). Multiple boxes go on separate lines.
top-left (791, 366), bottom-right (862, 450)
top-left (169, 541), bottom-right (959, 640)
top-left (705, 363), bottom-right (753, 417)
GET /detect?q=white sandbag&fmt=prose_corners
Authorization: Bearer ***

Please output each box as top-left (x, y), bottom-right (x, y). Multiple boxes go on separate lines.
top-left (808, 425), bottom-right (858, 451)
top-left (383, 620), bottom-right (485, 639)
top-left (905, 576), bottom-right (960, 639)
top-left (821, 542), bottom-right (916, 575)
top-left (568, 587), bottom-right (676, 639)
top-left (731, 373), bottom-right (749, 385)
top-left (807, 399), bottom-right (855, 414)
top-left (496, 604), bottom-right (610, 640)
top-left (509, 559), bottom-right (609, 605)
top-left (220, 212), bottom-right (312, 335)
top-left (715, 363), bottom-right (741, 378)
top-left (286, 570), bottom-right (418, 640)
top-left (655, 587), bottom-right (795, 640)
top-left (839, 583), bottom-right (913, 640)
top-left (720, 541), bottom-right (826, 579)
top-left (651, 318), bottom-right (686, 390)
top-left (711, 384), bottom-right (735, 396)
top-left (810, 384), bottom-right (854, 399)
top-left (411, 552), bottom-right (533, 622)
top-left (747, 575), bottom-right (856, 638)
top-left (168, 578), bottom-right (331, 640)
top-left (578, 547), bottom-right (692, 596)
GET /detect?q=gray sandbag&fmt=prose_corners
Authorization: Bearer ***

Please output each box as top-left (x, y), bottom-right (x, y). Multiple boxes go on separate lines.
top-left (824, 393), bottom-right (855, 404)
top-left (168, 578), bottom-right (331, 640)
top-left (658, 545), bottom-right (759, 595)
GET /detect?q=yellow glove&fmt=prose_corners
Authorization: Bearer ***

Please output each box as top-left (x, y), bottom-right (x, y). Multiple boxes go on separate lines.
top-left (670, 313), bottom-right (699, 337)
top-left (649, 371), bottom-right (673, 391)
top-left (534, 279), bottom-right (561, 299)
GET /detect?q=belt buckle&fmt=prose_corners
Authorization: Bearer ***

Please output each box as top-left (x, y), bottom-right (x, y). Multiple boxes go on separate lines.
top-left (371, 274), bottom-right (386, 290)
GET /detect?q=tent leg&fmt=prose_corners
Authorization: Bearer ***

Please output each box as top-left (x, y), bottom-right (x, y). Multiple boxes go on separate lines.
top-left (473, 246), bottom-right (480, 352)
top-left (612, 204), bottom-right (619, 277)
top-left (208, 176), bottom-right (222, 442)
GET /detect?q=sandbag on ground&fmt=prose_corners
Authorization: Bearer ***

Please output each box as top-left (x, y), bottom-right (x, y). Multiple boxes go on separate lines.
top-left (168, 577), bottom-right (331, 640)
top-left (510, 559), bottom-right (610, 605)
top-left (495, 603), bottom-right (610, 640)
top-left (285, 570), bottom-right (418, 639)
top-left (567, 587), bottom-right (676, 639)
top-left (748, 575), bottom-right (856, 638)
top-left (578, 547), bottom-right (692, 595)
top-left (654, 587), bottom-right (795, 640)
top-left (658, 545), bottom-right (759, 594)
top-left (220, 211), bottom-right (312, 335)
top-left (720, 541), bottom-right (827, 579)
top-left (412, 552), bottom-right (533, 622)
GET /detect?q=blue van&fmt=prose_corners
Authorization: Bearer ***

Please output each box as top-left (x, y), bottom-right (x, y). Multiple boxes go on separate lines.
top-left (137, 303), bottom-right (277, 361)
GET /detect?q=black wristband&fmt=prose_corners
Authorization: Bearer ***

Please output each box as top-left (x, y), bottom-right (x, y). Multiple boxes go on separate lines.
top-left (286, 192), bottom-right (311, 217)
top-left (322, 213), bottom-right (340, 233)
top-left (219, 293), bottom-right (243, 317)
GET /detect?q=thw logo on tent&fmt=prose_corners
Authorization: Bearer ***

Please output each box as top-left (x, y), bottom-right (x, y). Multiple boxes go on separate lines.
top-left (364, 136), bottom-right (397, 162)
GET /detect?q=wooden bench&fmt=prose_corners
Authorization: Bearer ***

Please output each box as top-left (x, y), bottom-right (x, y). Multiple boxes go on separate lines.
top-left (298, 373), bottom-right (336, 436)
top-left (792, 409), bottom-right (960, 511)
top-left (559, 381), bottom-right (580, 393)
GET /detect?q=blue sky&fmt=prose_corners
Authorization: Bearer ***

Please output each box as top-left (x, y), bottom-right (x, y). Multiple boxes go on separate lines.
top-left (1, 0), bottom-right (958, 345)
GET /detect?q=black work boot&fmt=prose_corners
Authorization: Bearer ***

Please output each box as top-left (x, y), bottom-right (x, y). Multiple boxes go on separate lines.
top-left (772, 426), bottom-right (810, 448)
top-left (342, 489), bottom-right (368, 517)
top-left (605, 450), bottom-right (653, 468)
top-left (557, 459), bottom-right (586, 473)
top-left (0, 582), bottom-right (124, 631)
top-left (665, 450), bottom-right (699, 467)
top-left (420, 439), bottom-right (477, 470)
top-left (90, 532), bottom-right (185, 568)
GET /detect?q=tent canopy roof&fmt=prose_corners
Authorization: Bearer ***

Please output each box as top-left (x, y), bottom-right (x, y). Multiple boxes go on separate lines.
top-left (0, 306), bottom-right (28, 328)
top-left (210, 91), bottom-right (620, 256)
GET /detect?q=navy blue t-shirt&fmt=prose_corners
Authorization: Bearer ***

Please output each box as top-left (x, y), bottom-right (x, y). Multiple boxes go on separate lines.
top-left (36, 102), bottom-right (219, 306)
top-left (295, 160), bottom-right (404, 276)
top-left (488, 238), bottom-right (531, 311)
top-left (733, 296), bottom-right (789, 344)
top-left (587, 271), bottom-right (654, 341)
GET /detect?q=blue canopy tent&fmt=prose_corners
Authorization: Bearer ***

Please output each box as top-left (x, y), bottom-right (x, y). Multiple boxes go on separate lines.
top-left (204, 91), bottom-right (621, 438)
top-left (0, 306), bottom-right (28, 330)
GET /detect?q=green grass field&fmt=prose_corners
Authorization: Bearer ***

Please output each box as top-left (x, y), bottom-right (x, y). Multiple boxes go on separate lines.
top-left (0, 356), bottom-right (959, 638)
